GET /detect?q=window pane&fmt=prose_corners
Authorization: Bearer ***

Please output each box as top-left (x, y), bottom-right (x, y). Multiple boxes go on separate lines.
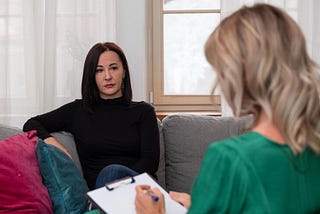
top-left (163, 13), bottom-right (219, 95)
top-left (164, 0), bottom-right (220, 10)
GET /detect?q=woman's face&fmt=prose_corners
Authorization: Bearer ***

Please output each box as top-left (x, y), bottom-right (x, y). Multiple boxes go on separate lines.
top-left (95, 51), bottom-right (125, 99)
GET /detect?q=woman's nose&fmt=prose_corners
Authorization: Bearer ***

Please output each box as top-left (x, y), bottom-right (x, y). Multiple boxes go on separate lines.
top-left (104, 70), bottom-right (112, 80)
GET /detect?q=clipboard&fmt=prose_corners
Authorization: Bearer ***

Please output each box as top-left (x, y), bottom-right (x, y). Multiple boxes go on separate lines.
top-left (86, 172), bottom-right (187, 214)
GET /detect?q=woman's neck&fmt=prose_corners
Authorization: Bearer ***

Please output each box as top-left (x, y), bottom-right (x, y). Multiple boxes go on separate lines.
top-left (252, 110), bottom-right (286, 144)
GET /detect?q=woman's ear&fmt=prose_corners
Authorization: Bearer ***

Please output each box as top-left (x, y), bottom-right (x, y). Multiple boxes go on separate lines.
top-left (122, 71), bottom-right (126, 79)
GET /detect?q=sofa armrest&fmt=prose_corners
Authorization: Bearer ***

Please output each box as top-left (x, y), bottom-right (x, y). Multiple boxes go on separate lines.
top-left (0, 124), bottom-right (22, 140)
top-left (51, 132), bottom-right (83, 173)
top-left (155, 118), bottom-right (165, 189)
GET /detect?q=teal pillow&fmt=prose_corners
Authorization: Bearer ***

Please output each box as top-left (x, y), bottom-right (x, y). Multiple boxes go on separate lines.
top-left (37, 139), bottom-right (89, 213)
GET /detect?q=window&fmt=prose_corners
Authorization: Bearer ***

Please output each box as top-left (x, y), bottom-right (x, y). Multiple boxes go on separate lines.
top-left (152, 0), bottom-right (221, 113)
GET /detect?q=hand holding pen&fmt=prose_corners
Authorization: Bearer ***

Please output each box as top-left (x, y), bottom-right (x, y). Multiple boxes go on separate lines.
top-left (146, 190), bottom-right (159, 202)
top-left (135, 185), bottom-right (165, 214)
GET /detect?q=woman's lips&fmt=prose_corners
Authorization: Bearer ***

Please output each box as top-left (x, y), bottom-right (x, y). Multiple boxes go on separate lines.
top-left (104, 84), bottom-right (114, 88)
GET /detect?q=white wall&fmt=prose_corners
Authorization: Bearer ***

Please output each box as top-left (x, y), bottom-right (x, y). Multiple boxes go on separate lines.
top-left (114, 0), bottom-right (151, 102)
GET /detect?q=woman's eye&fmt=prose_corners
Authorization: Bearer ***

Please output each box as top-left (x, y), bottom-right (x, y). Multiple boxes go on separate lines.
top-left (96, 68), bottom-right (103, 73)
top-left (110, 66), bottom-right (118, 71)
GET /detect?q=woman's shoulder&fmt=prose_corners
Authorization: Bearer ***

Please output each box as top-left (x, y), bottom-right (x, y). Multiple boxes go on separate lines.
top-left (130, 101), bottom-right (155, 111)
top-left (209, 131), bottom-right (270, 149)
top-left (73, 99), bottom-right (84, 105)
top-left (54, 99), bottom-right (87, 113)
top-left (200, 133), bottom-right (264, 182)
top-left (60, 99), bottom-right (84, 108)
top-left (206, 131), bottom-right (270, 160)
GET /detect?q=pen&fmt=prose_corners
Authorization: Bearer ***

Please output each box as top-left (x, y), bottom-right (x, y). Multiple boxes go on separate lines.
top-left (146, 191), bottom-right (159, 202)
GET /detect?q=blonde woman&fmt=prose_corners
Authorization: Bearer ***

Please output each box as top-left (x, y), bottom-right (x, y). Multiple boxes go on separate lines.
top-left (135, 3), bottom-right (320, 213)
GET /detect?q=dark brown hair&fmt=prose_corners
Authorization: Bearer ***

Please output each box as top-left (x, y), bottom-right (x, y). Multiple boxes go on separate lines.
top-left (81, 42), bottom-right (132, 111)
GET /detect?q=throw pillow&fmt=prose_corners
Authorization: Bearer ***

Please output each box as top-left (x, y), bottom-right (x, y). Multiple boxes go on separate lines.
top-left (0, 130), bottom-right (53, 213)
top-left (36, 139), bottom-right (89, 213)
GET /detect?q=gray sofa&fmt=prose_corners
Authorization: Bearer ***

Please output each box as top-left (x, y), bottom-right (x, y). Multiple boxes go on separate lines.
top-left (0, 114), bottom-right (252, 194)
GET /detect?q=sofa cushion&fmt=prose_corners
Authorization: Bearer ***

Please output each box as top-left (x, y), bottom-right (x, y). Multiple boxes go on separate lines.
top-left (162, 114), bottom-right (252, 193)
top-left (0, 131), bottom-right (53, 213)
top-left (37, 139), bottom-right (89, 213)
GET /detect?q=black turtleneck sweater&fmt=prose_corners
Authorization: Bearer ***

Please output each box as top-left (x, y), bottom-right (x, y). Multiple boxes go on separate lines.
top-left (23, 97), bottom-right (160, 189)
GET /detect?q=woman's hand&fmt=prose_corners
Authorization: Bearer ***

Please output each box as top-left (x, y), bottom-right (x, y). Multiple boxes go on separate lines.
top-left (135, 185), bottom-right (165, 214)
top-left (169, 191), bottom-right (191, 209)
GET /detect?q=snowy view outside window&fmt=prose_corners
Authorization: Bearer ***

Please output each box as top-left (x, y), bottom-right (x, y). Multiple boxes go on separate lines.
top-left (163, 0), bottom-right (220, 95)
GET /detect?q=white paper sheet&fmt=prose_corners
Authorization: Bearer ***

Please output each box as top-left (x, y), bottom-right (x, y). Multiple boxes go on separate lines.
top-left (86, 173), bottom-right (188, 214)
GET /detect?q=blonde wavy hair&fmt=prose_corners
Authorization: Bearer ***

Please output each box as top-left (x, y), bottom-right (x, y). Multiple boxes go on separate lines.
top-left (205, 3), bottom-right (320, 154)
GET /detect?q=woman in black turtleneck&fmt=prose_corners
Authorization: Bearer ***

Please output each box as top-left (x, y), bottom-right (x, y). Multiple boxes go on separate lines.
top-left (23, 42), bottom-right (160, 190)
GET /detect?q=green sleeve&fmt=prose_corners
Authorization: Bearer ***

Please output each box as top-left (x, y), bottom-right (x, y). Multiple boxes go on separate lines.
top-left (188, 143), bottom-right (251, 213)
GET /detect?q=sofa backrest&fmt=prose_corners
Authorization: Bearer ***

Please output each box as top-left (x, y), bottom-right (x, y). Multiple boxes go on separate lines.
top-left (162, 114), bottom-right (252, 193)
top-left (0, 124), bottom-right (22, 140)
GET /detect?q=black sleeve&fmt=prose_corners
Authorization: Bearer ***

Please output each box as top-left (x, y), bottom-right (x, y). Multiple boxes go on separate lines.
top-left (131, 103), bottom-right (160, 176)
top-left (23, 100), bottom-right (79, 140)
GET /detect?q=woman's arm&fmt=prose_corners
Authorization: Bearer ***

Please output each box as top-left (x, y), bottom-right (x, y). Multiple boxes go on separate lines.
top-left (131, 103), bottom-right (160, 175)
top-left (23, 100), bottom-right (79, 158)
top-left (23, 101), bottom-right (78, 138)
top-left (169, 191), bottom-right (191, 209)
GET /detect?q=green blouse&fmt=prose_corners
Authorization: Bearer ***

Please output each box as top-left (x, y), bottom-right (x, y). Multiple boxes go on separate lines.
top-left (188, 132), bottom-right (320, 214)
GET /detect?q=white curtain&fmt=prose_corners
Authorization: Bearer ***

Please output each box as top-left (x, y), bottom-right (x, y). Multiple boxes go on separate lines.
top-left (220, 0), bottom-right (320, 116)
top-left (0, 0), bottom-right (116, 128)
